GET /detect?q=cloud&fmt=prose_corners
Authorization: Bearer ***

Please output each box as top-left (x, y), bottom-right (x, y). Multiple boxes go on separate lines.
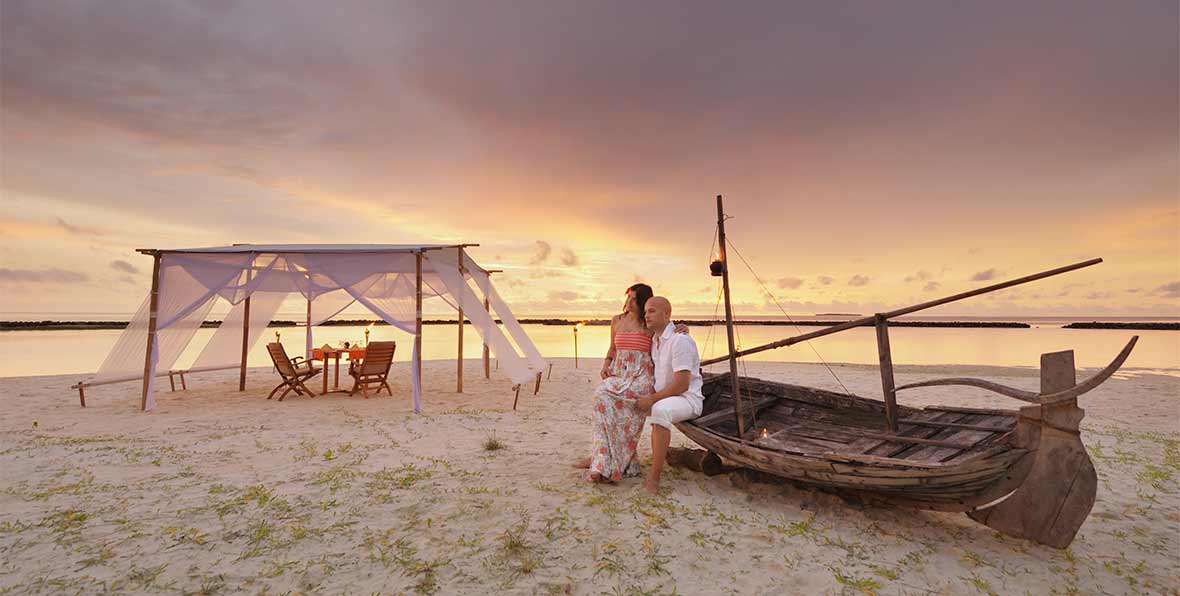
top-left (847, 274), bottom-right (870, 287)
top-left (816, 276), bottom-right (834, 286)
top-left (528, 269), bottom-right (563, 279)
top-left (1085, 291), bottom-right (1115, 300)
top-left (548, 290), bottom-right (579, 302)
top-left (56, 217), bottom-right (101, 236)
top-left (0, 268), bottom-right (89, 283)
top-left (923, 281), bottom-right (941, 292)
top-left (967, 248), bottom-right (982, 255)
top-left (558, 247), bottom-right (578, 267)
top-left (528, 241), bottom-right (552, 265)
top-left (776, 277), bottom-right (804, 289)
top-left (1125, 288), bottom-right (1140, 294)
top-left (110, 259), bottom-right (138, 274)
top-left (1154, 281), bottom-right (1180, 298)
top-left (904, 270), bottom-right (932, 283)
top-left (969, 268), bottom-right (999, 281)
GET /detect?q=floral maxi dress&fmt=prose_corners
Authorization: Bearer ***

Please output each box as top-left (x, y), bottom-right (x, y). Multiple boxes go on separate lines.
top-left (586, 331), bottom-right (655, 481)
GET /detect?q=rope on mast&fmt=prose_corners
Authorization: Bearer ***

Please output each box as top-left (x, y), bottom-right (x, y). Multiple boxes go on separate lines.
top-left (724, 237), bottom-right (852, 396)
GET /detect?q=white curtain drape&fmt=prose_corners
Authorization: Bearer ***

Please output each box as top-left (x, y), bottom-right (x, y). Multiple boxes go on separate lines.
top-left (188, 291), bottom-right (287, 373)
top-left (426, 251), bottom-right (541, 386)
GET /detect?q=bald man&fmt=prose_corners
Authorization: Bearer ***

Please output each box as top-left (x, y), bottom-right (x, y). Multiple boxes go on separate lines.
top-left (636, 296), bottom-right (704, 494)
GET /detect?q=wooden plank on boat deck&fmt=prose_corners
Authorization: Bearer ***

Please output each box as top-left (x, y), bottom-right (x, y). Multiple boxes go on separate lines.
top-left (896, 414), bottom-right (996, 463)
top-left (758, 402), bottom-right (893, 433)
top-left (826, 447), bottom-right (1018, 479)
top-left (924, 405), bottom-right (1016, 417)
top-left (742, 379), bottom-right (887, 414)
top-left (897, 418), bottom-right (1015, 433)
top-left (758, 431), bottom-right (847, 455)
top-left (848, 409), bottom-right (968, 456)
top-left (936, 415), bottom-right (1019, 466)
top-left (693, 393), bottom-right (780, 428)
top-left (774, 418), bottom-right (867, 445)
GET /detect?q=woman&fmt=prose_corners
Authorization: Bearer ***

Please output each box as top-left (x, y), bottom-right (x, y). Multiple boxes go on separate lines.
top-left (576, 284), bottom-right (688, 483)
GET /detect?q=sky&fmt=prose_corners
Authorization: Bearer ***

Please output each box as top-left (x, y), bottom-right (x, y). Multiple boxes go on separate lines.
top-left (1, 1), bottom-right (1177, 318)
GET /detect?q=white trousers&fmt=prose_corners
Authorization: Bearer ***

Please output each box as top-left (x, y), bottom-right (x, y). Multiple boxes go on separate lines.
top-left (649, 395), bottom-right (698, 429)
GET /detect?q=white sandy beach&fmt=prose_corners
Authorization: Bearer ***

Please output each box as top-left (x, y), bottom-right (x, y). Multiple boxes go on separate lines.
top-left (1, 359), bottom-right (1177, 595)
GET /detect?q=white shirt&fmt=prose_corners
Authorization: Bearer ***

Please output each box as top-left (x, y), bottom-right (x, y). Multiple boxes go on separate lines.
top-left (651, 322), bottom-right (705, 416)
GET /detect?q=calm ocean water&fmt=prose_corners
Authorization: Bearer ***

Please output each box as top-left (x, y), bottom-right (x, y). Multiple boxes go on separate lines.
top-left (1, 313), bottom-right (1177, 378)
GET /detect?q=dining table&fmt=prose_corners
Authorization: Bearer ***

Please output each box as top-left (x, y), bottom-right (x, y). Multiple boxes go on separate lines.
top-left (312, 347), bottom-right (367, 394)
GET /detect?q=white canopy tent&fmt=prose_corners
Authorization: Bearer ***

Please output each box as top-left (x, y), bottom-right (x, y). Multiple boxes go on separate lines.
top-left (76, 244), bottom-right (547, 412)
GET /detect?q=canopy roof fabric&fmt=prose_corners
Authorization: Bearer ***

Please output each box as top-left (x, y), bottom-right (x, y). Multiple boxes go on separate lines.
top-left (146, 244), bottom-right (464, 254)
top-left (90, 245), bottom-right (544, 412)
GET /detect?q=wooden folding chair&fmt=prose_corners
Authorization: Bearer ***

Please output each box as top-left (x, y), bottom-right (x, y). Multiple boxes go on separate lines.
top-left (348, 341), bottom-right (396, 398)
top-left (266, 343), bottom-right (321, 401)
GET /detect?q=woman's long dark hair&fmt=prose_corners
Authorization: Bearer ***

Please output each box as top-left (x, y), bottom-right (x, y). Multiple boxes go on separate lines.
top-left (626, 283), bottom-right (653, 324)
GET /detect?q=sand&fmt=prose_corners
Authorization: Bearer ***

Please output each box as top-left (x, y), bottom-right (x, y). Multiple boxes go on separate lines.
top-left (1, 359), bottom-right (1177, 595)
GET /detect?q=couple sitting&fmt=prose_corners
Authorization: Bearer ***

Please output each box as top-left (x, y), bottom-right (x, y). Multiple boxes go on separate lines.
top-left (575, 283), bottom-right (703, 494)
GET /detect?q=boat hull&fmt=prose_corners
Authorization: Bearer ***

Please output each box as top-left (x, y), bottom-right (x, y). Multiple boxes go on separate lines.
top-left (675, 373), bottom-right (1036, 512)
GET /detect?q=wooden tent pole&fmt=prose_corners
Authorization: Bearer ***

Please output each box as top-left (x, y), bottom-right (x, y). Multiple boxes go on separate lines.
top-left (415, 250), bottom-right (423, 398)
top-left (716, 195), bottom-right (745, 438)
top-left (457, 247), bottom-right (464, 393)
top-left (140, 252), bottom-right (163, 411)
top-left (483, 294), bottom-right (491, 379)
top-left (305, 297), bottom-right (312, 360)
top-left (239, 264), bottom-right (252, 391)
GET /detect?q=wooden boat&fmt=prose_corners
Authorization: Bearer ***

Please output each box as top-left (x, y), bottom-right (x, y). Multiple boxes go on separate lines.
top-left (676, 196), bottom-right (1138, 548)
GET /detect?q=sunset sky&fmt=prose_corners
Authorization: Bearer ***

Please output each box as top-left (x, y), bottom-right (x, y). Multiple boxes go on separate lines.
top-left (1, 1), bottom-right (1177, 318)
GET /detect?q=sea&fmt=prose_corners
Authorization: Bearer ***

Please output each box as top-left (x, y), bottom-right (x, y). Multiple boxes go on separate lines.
top-left (1, 312), bottom-right (1177, 378)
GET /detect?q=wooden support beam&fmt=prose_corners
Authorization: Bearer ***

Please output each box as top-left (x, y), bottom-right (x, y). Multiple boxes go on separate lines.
top-left (239, 267), bottom-right (252, 392)
top-left (169, 373), bottom-right (176, 392)
top-left (483, 295), bottom-right (491, 379)
top-left (140, 252), bottom-right (163, 411)
top-left (533, 371), bottom-right (542, 395)
top-left (78, 384), bottom-right (85, 408)
top-left (875, 315), bottom-right (898, 433)
top-left (305, 298), bottom-right (312, 360)
top-left (415, 251), bottom-right (423, 402)
top-left (457, 247), bottom-right (464, 393)
top-left (512, 384), bottom-right (521, 410)
top-left (179, 372), bottom-right (187, 390)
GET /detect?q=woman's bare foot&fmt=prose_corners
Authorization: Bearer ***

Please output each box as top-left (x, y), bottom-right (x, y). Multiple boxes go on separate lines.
top-left (573, 457), bottom-right (591, 469)
top-left (644, 477), bottom-right (660, 495)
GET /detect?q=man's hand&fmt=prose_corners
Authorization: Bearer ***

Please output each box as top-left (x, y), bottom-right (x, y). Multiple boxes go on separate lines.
top-left (635, 394), bottom-right (655, 413)
top-left (600, 363), bottom-right (612, 380)
top-left (674, 322), bottom-right (690, 335)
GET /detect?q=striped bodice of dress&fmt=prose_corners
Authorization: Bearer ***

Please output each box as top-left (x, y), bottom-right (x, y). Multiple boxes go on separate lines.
top-left (614, 331), bottom-right (652, 353)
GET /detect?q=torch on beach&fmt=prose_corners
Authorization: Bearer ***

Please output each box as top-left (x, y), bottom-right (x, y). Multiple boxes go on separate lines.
top-left (573, 322), bottom-right (584, 368)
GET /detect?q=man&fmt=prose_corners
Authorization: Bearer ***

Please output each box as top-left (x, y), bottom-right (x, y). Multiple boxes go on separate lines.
top-left (635, 296), bottom-right (704, 495)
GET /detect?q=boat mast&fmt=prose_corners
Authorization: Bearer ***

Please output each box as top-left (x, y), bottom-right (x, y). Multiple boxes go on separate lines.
top-left (715, 195), bottom-right (746, 438)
